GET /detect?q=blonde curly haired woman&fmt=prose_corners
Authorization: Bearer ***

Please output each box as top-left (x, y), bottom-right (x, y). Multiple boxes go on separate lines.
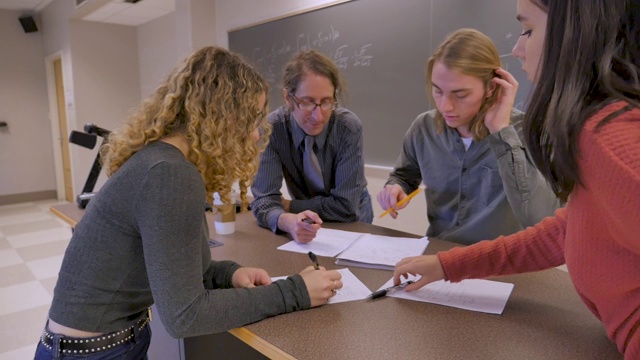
top-left (35, 47), bottom-right (342, 360)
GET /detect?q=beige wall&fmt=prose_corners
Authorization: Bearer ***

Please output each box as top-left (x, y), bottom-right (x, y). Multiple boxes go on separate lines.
top-left (175, 0), bottom-right (217, 59)
top-left (2, 0), bottom-right (142, 201)
top-left (0, 0), bottom-right (358, 199)
top-left (68, 20), bottom-right (141, 194)
top-left (137, 1), bottom-right (349, 97)
top-left (0, 9), bottom-right (54, 197)
top-left (3, 0), bottom-right (428, 237)
top-left (137, 12), bottom-right (178, 98)
top-left (39, 0), bottom-right (78, 201)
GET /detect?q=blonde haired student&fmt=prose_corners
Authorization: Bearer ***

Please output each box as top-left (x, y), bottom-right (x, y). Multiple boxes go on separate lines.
top-left (378, 28), bottom-right (559, 245)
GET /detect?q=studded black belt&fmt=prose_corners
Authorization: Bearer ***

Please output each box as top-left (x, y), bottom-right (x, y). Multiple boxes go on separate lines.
top-left (40, 310), bottom-right (150, 356)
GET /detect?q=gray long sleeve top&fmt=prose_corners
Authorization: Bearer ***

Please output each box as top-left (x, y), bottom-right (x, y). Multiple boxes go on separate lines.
top-left (49, 141), bottom-right (310, 338)
top-left (251, 106), bottom-right (371, 232)
top-left (387, 109), bottom-right (560, 245)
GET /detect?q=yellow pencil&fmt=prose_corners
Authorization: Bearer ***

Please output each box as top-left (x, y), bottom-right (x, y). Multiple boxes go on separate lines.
top-left (379, 184), bottom-right (426, 218)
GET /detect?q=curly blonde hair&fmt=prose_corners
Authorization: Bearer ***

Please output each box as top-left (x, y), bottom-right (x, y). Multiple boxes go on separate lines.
top-left (101, 46), bottom-right (271, 213)
top-left (426, 28), bottom-right (502, 141)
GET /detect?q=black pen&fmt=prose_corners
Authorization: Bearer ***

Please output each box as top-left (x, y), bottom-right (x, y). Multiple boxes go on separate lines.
top-left (368, 280), bottom-right (415, 299)
top-left (301, 218), bottom-right (316, 224)
top-left (308, 251), bottom-right (320, 270)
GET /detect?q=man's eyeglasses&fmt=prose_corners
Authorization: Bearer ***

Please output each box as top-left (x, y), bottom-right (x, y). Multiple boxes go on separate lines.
top-left (288, 94), bottom-right (337, 112)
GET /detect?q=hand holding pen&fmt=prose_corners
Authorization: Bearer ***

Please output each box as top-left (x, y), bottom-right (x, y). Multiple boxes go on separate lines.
top-left (393, 255), bottom-right (446, 292)
top-left (280, 211), bottom-right (321, 244)
top-left (308, 251), bottom-right (320, 270)
top-left (301, 252), bottom-right (342, 307)
top-left (368, 281), bottom-right (415, 299)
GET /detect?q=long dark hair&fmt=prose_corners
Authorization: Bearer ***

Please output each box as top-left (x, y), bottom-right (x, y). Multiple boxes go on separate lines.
top-left (525, 0), bottom-right (640, 202)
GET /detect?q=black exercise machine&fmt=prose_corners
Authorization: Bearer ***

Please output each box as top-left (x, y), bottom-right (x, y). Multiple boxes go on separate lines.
top-left (68, 124), bottom-right (111, 208)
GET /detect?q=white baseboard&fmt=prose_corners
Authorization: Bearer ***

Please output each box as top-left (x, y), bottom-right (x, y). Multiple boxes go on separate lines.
top-left (364, 164), bottom-right (393, 179)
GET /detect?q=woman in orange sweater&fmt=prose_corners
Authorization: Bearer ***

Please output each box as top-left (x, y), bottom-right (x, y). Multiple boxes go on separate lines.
top-left (393, 0), bottom-right (640, 358)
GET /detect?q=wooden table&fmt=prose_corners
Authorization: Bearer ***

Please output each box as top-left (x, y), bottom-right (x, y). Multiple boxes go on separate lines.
top-left (51, 203), bottom-right (621, 360)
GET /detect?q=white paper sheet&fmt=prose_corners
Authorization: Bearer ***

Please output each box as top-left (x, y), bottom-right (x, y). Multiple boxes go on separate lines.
top-left (335, 235), bottom-right (429, 270)
top-left (272, 268), bottom-right (371, 304)
top-left (378, 275), bottom-right (514, 314)
top-left (277, 228), bottom-right (365, 257)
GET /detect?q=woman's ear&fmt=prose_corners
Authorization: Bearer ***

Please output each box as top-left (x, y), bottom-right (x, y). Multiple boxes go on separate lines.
top-left (486, 81), bottom-right (497, 98)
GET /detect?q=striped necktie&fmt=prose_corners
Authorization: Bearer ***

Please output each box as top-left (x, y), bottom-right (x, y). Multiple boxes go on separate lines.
top-left (303, 135), bottom-right (324, 193)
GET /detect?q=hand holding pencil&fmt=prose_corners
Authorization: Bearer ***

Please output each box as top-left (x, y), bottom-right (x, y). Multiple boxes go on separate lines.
top-left (377, 184), bottom-right (426, 219)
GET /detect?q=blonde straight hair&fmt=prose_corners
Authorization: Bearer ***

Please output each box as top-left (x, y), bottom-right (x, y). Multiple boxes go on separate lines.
top-left (426, 28), bottom-right (502, 141)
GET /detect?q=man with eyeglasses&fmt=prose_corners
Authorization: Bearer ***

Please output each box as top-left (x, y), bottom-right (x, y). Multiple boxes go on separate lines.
top-left (251, 50), bottom-right (373, 243)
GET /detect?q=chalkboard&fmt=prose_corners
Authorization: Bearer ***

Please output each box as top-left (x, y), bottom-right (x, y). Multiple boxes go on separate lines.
top-left (229, 0), bottom-right (530, 167)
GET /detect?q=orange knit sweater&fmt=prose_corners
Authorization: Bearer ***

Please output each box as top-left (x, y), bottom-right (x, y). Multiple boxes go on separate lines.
top-left (438, 102), bottom-right (640, 358)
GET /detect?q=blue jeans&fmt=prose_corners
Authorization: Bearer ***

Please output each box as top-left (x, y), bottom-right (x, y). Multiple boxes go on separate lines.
top-left (34, 323), bottom-right (151, 360)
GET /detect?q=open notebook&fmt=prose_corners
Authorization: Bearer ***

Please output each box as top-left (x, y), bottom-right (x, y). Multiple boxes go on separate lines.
top-left (335, 234), bottom-right (429, 270)
top-left (277, 228), bottom-right (429, 270)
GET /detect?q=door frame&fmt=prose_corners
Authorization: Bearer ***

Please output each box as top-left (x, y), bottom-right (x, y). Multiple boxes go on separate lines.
top-left (45, 51), bottom-right (73, 201)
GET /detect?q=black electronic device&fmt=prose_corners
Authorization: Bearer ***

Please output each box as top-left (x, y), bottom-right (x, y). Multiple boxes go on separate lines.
top-left (19, 15), bottom-right (38, 33)
top-left (68, 124), bottom-right (111, 208)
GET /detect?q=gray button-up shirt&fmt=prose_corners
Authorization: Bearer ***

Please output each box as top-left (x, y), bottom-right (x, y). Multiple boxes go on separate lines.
top-left (387, 109), bottom-right (560, 245)
top-left (251, 106), bottom-right (372, 233)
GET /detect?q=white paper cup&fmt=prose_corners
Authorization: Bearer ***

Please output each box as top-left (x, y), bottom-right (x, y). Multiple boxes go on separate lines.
top-left (214, 220), bottom-right (235, 234)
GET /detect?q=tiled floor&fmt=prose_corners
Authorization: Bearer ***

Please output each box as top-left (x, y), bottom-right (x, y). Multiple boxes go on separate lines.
top-left (0, 199), bottom-right (73, 359)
